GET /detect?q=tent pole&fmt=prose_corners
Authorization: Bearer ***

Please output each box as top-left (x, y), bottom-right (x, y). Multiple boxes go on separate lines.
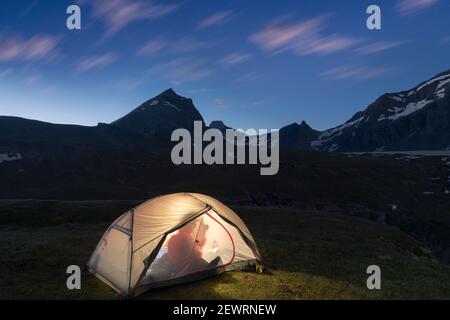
top-left (128, 209), bottom-right (134, 298)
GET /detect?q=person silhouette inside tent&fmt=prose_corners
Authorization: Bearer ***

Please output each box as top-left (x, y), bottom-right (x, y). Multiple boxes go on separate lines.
top-left (148, 218), bottom-right (222, 282)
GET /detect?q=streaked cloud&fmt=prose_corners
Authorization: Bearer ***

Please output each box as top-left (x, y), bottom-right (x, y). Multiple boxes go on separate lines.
top-left (170, 36), bottom-right (215, 53)
top-left (0, 68), bottom-right (14, 78)
top-left (137, 37), bottom-right (167, 55)
top-left (118, 57), bottom-right (213, 90)
top-left (76, 53), bottom-right (118, 72)
top-left (137, 36), bottom-right (215, 56)
top-left (250, 16), bottom-right (324, 52)
top-left (197, 10), bottom-right (235, 29)
top-left (115, 74), bottom-right (147, 91)
top-left (190, 88), bottom-right (214, 94)
top-left (396, 0), bottom-right (440, 16)
top-left (249, 98), bottom-right (276, 108)
top-left (20, 0), bottom-right (38, 17)
top-left (319, 65), bottom-right (391, 81)
top-left (250, 15), bottom-right (361, 56)
top-left (0, 33), bottom-right (60, 63)
top-left (24, 74), bottom-right (41, 85)
top-left (82, 0), bottom-right (180, 37)
top-left (147, 57), bottom-right (213, 81)
top-left (217, 53), bottom-right (252, 66)
top-left (441, 36), bottom-right (450, 44)
top-left (299, 34), bottom-right (361, 55)
top-left (355, 40), bottom-right (410, 55)
top-left (235, 72), bottom-right (264, 83)
top-left (214, 98), bottom-right (228, 108)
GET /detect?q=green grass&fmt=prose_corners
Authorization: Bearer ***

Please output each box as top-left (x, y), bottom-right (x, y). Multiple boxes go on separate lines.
top-left (1, 200), bottom-right (450, 299)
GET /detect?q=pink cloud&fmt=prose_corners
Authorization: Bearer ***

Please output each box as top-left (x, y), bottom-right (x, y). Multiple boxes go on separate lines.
top-left (24, 74), bottom-right (41, 85)
top-left (118, 57), bottom-right (213, 91)
top-left (354, 40), bottom-right (409, 55)
top-left (115, 74), bottom-right (148, 91)
top-left (170, 36), bottom-right (214, 53)
top-left (441, 36), bottom-right (450, 44)
top-left (250, 15), bottom-right (361, 56)
top-left (214, 98), bottom-right (228, 108)
top-left (137, 37), bottom-right (167, 55)
top-left (319, 65), bottom-right (391, 81)
top-left (235, 72), bottom-right (264, 83)
top-left (249, 98), bottom-right (276, 108)
top-left (197, 10), bottom-right (235, 29)
top-left (295, 34), bottom-right (361, 55)
top-left (20, 1), bottom-right (38, 17)
top-left (83, 0), bottom-right (180, 37)
top-left (76, 53), bottom-right (118, 72)
top-left (137, 36), bottom-right (215, 56)
top-left (190, 88), bottom-right (214, 94)
top-left (0, 34), bottom-right (59, 62)
top-left (397, 0), bottom-right (440, 15)
top-left (147, 57), bottom-right (213, 81)
top-left (0, 68), bottom-right (13, 78)
top-left (217, 53), bottom-right (252, 66)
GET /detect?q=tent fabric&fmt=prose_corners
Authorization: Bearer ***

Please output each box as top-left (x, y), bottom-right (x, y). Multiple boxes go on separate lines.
top-left (87, 193), bottom-right (261, 297)
top-left (186, 193), bottom-right (261, 259)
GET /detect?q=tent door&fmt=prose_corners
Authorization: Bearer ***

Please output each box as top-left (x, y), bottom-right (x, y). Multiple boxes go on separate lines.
top-left (139, 210), bottom-right (235, 285)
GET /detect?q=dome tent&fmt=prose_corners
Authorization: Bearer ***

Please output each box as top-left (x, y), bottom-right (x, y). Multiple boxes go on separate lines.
top-left (87, 193), bottom-right (262, 297)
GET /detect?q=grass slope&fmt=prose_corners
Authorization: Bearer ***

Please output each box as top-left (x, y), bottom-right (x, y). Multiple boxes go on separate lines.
top-left (1, 200), bottom-right (450, 299)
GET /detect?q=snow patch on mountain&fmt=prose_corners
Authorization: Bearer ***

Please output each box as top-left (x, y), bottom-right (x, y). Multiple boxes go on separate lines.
top-left (390, 96), bottom-right (403, 102)
top-left (142, 99), bottom-right (181, 111)
top-left (437, 88), bottom-right (446, 99)
top-left (318, 116), bottom-right (364, 140)
top-left (310, 140), bottom-right (323, 149)
top-left (140, 100), bottom-right (160, 110)
top-left (435, 78), bottom-right (450, 99)
top-left (310, 116), bottom-right (364, 150)
top-left (328, 143), bottom-right (340, 152)
top-left (437, 78), bottom-right (450, 90)
top-left (308, 71), bottom-right (450, 152)
top-left (0, 153), bottom-right (21, 163)
top-left (163, 101), bottom-right (181, 111)
top-left (378, 99), bottom-right (433, 121)
top-left (415, 74), bottom-right (450, 93)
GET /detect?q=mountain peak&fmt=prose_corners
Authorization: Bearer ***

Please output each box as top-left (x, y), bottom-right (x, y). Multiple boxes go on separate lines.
top-left (299, 120), bottom-right (311, 128)
top-left (210, 120), bottom-right (227, 128)
top-left (148, 88), bottom-right (194, 107)
top-left (159, 88), bottom-right (177, 97)
top-left (285, 121), bottom-right (313, 130)
top-left (209, 120), bottom-right (232, 134)
top-left (111, 89), bottom-right (204, 138)
top-left (279, 121), bottom-right (320, 150)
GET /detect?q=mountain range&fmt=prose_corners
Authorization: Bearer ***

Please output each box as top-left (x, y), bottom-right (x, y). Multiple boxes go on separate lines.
top-left (3, 73), bottom-right (450, 264)
top-left (309, 69), bottom-right (450, 152)
top-left (1, 68), bottom-right (450, 156)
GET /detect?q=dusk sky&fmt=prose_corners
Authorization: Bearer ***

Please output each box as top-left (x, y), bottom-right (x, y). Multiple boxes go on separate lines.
top-left (1, 0), bottom-right (449, 131)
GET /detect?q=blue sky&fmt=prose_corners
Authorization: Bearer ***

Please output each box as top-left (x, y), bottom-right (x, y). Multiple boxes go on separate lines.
top-left (0, 0), bottom-right (449, 131)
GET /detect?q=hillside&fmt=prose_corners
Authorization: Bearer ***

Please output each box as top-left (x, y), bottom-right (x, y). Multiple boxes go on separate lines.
top-left (1, 200), bottom-right (450, 299)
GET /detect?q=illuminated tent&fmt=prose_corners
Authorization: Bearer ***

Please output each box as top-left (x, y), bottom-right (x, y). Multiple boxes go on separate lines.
top-left (87, 193), bottom-right (262, 297)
